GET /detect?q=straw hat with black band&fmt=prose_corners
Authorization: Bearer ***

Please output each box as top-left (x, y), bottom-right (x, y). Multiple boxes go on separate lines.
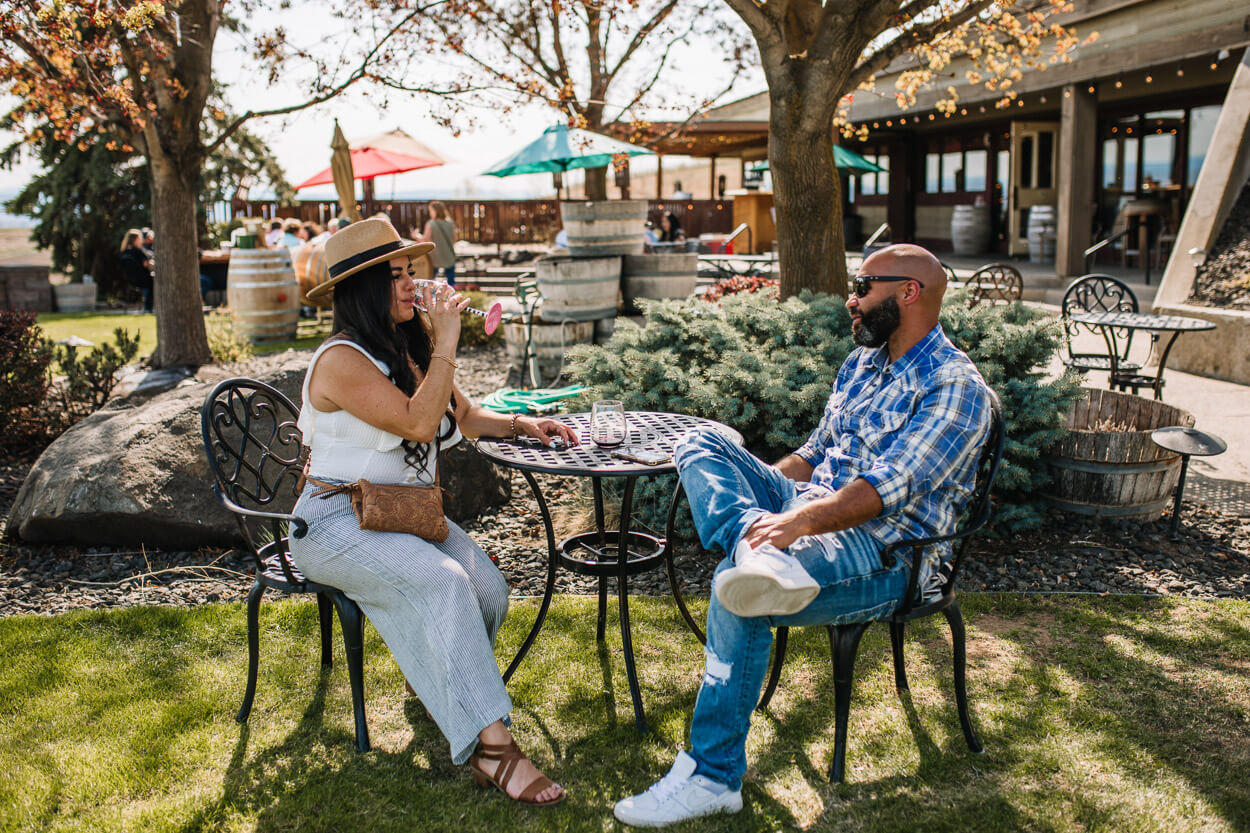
top-left (306, 217), bottom-right (436, 302)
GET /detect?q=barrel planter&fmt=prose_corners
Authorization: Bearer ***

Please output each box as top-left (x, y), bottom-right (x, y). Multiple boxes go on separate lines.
top-left (293, 241), bottom-right (331, 308)
top-left (621, 253), bottom-right (698, 313)
top-left (1027, 205), bottom-right (1057, 264)
top-left (535, 255), bottom-right (621, 322)
top-left (226, 249), bottom-right (301, 343)
top-left (950, 204), bottom-right (990, 255)
top-left (503, 318), bottom-right (594, 386)
top-left (560, 200), bottom-right (647, 256)
top-left (1040, 388), bottom-right (1195, 519)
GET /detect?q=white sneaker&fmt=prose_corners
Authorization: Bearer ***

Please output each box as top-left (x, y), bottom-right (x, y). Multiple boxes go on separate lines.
top-left (613, 751), bottom-right (742, 827)
top-left (714, 539), bottom-right (820, 617)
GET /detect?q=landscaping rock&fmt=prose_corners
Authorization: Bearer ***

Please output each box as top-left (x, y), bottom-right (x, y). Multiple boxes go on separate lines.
top-left (7, 350), bottom-right (510, 549)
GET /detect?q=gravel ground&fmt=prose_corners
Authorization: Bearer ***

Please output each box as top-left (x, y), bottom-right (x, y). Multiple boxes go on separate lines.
top-left (1190, 179), bottom-right (1250, 310)
top-left (2, 342), bottom-right (1247, 617)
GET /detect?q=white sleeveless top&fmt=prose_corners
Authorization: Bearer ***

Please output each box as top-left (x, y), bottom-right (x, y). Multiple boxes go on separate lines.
top-left (298, 340), bottom-right (462, 486)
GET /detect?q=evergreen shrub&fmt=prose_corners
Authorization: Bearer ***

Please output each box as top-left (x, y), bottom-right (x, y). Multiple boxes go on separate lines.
top-left (565, 289), bottom-right (1082, 541)
top-left (50, 327), bottom-right (142, 421)
top-left (0, 310), bottom-right (54, 448)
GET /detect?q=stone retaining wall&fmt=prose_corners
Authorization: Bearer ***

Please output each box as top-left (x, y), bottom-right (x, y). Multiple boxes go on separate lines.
top-left (1152, 303), bottom-right (1250, 384)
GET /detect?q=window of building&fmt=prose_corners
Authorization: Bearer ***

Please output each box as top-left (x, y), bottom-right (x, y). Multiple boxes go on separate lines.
top-left (964, 149), bottom-right (987, 191)
top-left (1188, 105), bottom-right (1221, 185)
top-left (874, 154), bottom-right (889, 195)
top-left (926, 154), bottom-right (940, 193)
top-left (1036, 132), bottom-right (1054, 189)
top-left (941, 151), bottom-right (961, 192)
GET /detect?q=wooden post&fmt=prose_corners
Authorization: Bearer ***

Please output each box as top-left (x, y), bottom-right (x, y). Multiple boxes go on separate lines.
top-left (708, 155), bottom-right (717, 200)
top-left (1057, 83), bottom-right (1098, 278)
top-left (656, 155), bottom-right (664, 200)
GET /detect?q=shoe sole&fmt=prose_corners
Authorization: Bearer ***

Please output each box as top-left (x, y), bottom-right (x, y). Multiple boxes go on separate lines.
top-left (613, 795), bottom-right (743, 827)
top-left (715, 567), bottom-right (820, 617)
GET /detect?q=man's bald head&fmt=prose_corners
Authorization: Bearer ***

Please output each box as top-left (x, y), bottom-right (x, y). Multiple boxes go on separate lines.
top-left (862, 244), bottom-right (948, 307)
top-left (847, 243), bottom-right (947, 357)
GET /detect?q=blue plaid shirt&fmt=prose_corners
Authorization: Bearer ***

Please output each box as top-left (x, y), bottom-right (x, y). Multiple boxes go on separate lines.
top-left (794, 324), bottom-right (992, 559)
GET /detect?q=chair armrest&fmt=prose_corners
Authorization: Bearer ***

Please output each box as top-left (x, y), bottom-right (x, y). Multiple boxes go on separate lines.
top-left (211, 483), bottom-right (309, 539)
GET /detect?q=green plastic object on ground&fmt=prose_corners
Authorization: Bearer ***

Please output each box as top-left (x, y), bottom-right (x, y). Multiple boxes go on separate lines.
top-left (479, 386), bottom-right (585, 415)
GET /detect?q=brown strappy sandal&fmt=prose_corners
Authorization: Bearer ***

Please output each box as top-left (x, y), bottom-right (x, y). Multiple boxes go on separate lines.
top-left (469, 740), bottom-right (565, 807)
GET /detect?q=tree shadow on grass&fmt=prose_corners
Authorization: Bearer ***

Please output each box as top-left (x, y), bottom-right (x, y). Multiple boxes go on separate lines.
top-left (971, 596), bottom-right (1250, 832)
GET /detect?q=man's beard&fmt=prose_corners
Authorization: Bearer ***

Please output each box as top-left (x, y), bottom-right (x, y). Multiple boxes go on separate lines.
top-left (852, 295), bottom-right (901, 348)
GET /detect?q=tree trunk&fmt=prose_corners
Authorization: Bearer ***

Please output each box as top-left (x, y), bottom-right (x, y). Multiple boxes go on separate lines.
top-left (148, 157), bottom-right (212, 368)
top-left (584, 166), bottom-right (609, 201)
top-left (769, 84), bottom-right (847, 299)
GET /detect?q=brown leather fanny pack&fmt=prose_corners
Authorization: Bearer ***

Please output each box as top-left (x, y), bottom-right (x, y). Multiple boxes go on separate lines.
top-left (306, 474), bottom-right (449, 543)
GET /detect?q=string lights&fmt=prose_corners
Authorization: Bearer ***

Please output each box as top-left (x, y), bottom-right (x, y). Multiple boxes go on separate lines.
top-left (840, 52), bottom-right (1226, 136)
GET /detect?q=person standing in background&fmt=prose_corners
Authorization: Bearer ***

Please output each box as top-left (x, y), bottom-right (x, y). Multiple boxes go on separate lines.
top-left (119, 228), bottom-right (154, 313)
top-left (420, 201), bottom-right (457, 286)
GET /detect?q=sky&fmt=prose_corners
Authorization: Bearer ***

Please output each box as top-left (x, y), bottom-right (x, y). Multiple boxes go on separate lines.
top-left (0, 5), bottom-right (763, 204)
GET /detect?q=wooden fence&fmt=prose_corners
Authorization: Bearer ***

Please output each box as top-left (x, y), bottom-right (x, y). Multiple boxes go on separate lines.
top-left (228, 198), bottom-right (734, 246)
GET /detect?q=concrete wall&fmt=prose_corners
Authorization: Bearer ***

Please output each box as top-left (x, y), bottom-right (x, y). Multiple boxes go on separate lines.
top-left (916, 205), bottom-right (956, 242)
top-left (1152, 303), bottom-right (1250, 384)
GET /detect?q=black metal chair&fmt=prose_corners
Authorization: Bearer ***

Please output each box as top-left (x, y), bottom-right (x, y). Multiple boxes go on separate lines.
top-left (967, 263), bottom-right (1023, 307)
top-left (1060, 274), bottom-right (1143, 377)
top-left (201, 377), bottom-right (372, 752)
top-left (756, 390), bottom-right (1006, 782)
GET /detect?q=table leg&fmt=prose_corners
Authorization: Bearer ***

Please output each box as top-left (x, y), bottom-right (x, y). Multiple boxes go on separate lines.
top-left (503, 469), bottom-right (560, 684)
top-left (593, 478), bottom-right (608, 641)
top-left (664, 480), bottom-right (706, 643)
top-left (1152, 331), bottom-right (1182, 401)
top-left (1097, 324), bottom-right (1120, 391)
top-left (616, 476), bottom-right (649, 733)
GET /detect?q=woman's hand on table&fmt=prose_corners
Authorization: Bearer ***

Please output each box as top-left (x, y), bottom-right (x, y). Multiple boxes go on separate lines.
top-left (516, 417), bottom-right (580, 448)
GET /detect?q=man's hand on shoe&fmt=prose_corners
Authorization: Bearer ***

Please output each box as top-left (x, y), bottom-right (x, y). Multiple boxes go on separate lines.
top-left (743, 508), bottom-right (815, 551)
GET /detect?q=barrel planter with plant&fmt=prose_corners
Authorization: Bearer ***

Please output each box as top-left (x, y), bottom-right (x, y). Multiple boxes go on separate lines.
top-left (621, 253), bottom-right (698, 313)
top-left (1040, 387), bottom-right (1194, 519)
top-left (560, 200), bottom-right (647, 256)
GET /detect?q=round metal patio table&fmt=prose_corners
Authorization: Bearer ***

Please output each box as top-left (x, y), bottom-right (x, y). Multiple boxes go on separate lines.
top-left (1068, 311), bottom-right (1216, 400)
top-left (477, 411), bottom-right (742, 733)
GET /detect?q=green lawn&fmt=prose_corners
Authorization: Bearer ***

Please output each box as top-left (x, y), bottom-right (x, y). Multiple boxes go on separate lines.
top-left (34, 312), bottom-right (323, 360)
top-left (1, 594), bottom-right (1247, 832)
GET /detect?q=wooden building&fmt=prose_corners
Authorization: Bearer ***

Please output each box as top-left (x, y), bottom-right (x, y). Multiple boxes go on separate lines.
top-left (645, 0), bottom-right (1250, 277)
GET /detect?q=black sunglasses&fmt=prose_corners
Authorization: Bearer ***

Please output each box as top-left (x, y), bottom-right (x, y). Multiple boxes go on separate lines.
top-left (852, 275), bottom-right (925, 298)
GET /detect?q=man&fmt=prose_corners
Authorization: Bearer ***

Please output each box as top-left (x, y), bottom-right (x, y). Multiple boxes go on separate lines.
top-left (265, 219), bottom-right (284, 247)
top-left (613, 244), bottom-right (992, 827)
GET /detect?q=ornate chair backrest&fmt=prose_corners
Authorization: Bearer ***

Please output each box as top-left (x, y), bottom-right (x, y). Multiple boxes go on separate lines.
top-left (201, 378), bottom-right (307, 554)
top-left (1060, 273), bottom-right (1139, 360)
top-left (944, 388), bottom-right (1006, 592)
top-left (967, 263), bottom-right (1024, 307)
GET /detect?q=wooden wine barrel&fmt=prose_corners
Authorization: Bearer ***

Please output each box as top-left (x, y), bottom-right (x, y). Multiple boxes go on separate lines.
top-left (226, 249), bottom-right (301, 343)
top-left (1040, 388), bottom-right (1195, 518)
top-left (293, 241), bottom-right (331, 308)
top-left (535, 255), bottom-right (621, 321)
top-left (502, 319), bottom-right (594, 386)
top-left (1027, 205), bottom-right (1057, 264)
top-left (950, 204), bottom-right (990, 255)
top-left (560, 200), bottom-right (647, 256)
top-left (621, 253), bottom-right (698, 313)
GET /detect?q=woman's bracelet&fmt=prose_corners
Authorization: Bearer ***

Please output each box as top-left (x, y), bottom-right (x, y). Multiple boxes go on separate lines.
top-left (510, 413), bottom-right (520, 437)
top-left (431, 353), bottom-right (458, 369)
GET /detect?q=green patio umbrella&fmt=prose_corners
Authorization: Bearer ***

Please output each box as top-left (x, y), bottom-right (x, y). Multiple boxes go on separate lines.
top-left (749, 146), bottom-right (885, 174)
top-left (481, 123), bottom-right (653, 178)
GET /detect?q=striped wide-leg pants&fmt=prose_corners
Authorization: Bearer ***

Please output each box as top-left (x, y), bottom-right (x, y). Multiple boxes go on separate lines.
top-left (290, 486), bottom-right (512, 764)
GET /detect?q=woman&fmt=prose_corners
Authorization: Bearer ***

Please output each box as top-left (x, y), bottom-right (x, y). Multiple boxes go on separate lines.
top-left (294, 218), bottom-right (575, 806)
top-left (419, 200), bottom-right (457, 285)
top-left (658, 211), bottom-right (685, 243)
top-left (118, 228), bottom-right (154, 312)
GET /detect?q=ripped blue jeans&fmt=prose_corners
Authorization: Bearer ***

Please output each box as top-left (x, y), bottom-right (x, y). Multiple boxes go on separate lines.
top-left (675, 427), bottom-right (911, 790)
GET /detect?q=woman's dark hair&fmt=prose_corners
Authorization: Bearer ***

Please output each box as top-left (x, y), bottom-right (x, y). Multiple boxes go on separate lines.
top-left (331, 261), bottom-right (457, 471)
top-left (660, 211), bottom-right (684, 242)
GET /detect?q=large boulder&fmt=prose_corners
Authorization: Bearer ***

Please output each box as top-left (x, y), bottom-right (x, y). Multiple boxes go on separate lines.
top-left (9, 352), bottom-right (511, 548)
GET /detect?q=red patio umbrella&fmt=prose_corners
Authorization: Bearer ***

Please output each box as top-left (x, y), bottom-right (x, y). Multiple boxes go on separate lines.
top-left (295, 146), bottom-right (443, 190)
